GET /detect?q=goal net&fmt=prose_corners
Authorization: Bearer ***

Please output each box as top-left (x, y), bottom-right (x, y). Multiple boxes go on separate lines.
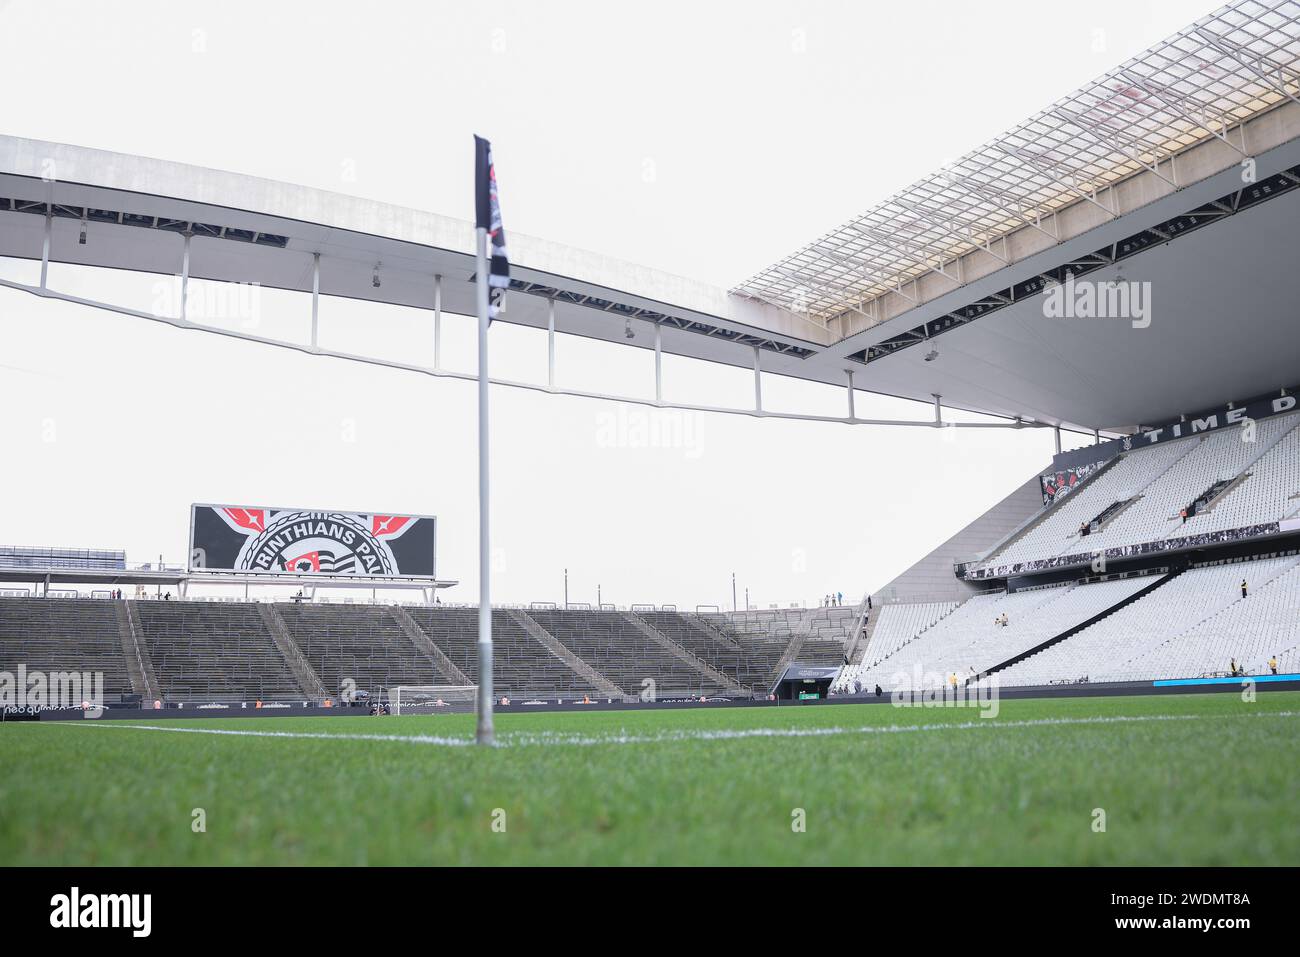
top-left (388, 685), bottom-right (478, 716)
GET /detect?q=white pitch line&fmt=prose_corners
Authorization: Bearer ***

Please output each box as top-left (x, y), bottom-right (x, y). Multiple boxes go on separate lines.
top-left (50, 709), bottom-right (1300, 749)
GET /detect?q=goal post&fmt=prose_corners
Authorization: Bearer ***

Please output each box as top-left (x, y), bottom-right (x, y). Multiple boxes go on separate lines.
top-left (388, 685), bottom-right (478, 716)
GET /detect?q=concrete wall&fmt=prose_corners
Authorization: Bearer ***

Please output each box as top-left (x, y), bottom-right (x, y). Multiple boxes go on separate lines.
top-left (875, 474), bottom-right (1045, 604)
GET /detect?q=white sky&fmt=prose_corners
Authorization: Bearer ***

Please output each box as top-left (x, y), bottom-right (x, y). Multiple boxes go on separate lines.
top-left (0, 0), bottom-right (1220, 608)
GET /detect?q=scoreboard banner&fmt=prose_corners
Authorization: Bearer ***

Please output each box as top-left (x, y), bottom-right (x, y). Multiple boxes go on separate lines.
top-left (190, 505), bottom-right (436, 579)
top-left (1039, 462), bottom-right (1101, 507)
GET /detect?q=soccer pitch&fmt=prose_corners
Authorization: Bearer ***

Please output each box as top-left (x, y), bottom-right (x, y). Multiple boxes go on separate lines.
top-left (3, 692), bottom-right (1298, 866)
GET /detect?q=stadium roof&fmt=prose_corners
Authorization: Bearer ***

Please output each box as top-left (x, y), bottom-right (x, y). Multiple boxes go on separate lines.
top-left (733, 0), bottom-right (1300, 326)
top-left (1, 0), bottom-right (1298, 436)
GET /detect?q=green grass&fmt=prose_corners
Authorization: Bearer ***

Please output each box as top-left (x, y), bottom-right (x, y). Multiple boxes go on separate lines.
top-left (3, 692), bottom-right (1298, 865)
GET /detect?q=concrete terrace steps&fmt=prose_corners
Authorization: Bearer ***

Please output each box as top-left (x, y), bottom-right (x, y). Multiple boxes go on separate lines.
top-left (507, 608), bottom-right (625, 698)
top-left (387, 605), bottom-right (470, 685)
top-left (849, 606), bottom-right (881, 666)
top-left (256, 603), bottom-right (328, 698)
top-left (115, 600), bottom-right (159, 701)
top-left (624, 612), bottom-right (747, 695)
top-left (683, 613), bottom-right (742, 651)
top-left (769, 634), bottom-right (806, 691)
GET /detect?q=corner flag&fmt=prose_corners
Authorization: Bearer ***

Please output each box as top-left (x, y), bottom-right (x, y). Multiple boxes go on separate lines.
top-left (474, 135), bottom-right (509, 321)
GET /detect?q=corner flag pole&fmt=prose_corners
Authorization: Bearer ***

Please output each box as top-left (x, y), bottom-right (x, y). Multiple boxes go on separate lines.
top-left (473, 134), bottom-right (507, 745)
top-left (474, 223), bottom-right (494, 746)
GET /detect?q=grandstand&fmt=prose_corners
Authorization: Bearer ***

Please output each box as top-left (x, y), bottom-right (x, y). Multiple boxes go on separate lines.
top-left (1, 0), bottom-right (1299, 710)
top-left (0, 598), bottom-right (851, 703)
top-left (992, 556), bottom-right (1300, 685)
top-left (850, 399), bottom-right (1300, 692)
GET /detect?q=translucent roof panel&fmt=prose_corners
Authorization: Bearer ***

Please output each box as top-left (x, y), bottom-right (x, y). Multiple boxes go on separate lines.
top-left (731, 0), bottom-right (1300, 324)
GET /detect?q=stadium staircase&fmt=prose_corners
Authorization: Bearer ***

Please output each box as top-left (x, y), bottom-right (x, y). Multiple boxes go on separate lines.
top-left (623, 612), bottom-right (747, 695)
top-left (769, 634), bottom-right (806, 688)
top-left (639, 611), bottom-right (780, 692)
top-left (683, 613), bottom-right (742, 651)
top-left (387, 605), bottom-right (470, 685)
top-left (506, 609), bottom-right (626, 698)
top-left (1190, 475), bottom-right (1245, 518)
top-left (847, 605), bottom-right (880, 666)
top-left (255, 603), bottom-right (329, 699)
top-left (114, 599), bottom-right (159, 701)
top-left (981, 569), bottom-right (1184, 681)
top-left (1177, 417), bottom-right (1299, 525)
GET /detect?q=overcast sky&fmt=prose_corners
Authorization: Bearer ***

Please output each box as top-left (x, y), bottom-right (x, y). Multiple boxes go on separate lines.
top-left (0, 0), bottom-right (1220, 608)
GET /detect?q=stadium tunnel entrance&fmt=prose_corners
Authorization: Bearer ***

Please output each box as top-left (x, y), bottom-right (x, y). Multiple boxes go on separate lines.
top-left (774, 665), bottom-right (839, 702)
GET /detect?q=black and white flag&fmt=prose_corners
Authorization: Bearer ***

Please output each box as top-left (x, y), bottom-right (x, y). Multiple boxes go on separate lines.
top-left (474, 135), bottom-right (509, 322)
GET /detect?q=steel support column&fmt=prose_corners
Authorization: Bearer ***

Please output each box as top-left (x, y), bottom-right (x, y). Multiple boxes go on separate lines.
top-left (40, 215), bottom-right (51, 289)
top-left (311, 253), bottom-right (321, 349)
top-left (180, 234), bottom-right (191, 322)
top-left (547, 298), bottom-right (556, 389)
top-left (654, 324), bottom-right (663, 403)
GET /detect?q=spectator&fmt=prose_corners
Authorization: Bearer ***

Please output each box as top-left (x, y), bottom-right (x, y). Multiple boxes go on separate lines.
top-left (836, 591), bottom-right (843, 606)
top-left (874, 683), bottom-right (883, 697)
top-left (867, 595), bottom-right (872, 611)
top-left (1230, 658), bottom-right (1239, 676)
top-left (1241, 578), bottom-right (1248, 599)
top-left (1079, 521), bottom-right (1090, 537)
top-left (1269, 655), bottom-right (1278, 675)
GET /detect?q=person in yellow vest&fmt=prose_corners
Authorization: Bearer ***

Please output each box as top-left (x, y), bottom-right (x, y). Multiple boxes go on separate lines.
top-left (949, 672), bottom-right (958, 691)
top-left (1269, 655), bottom-right (1278, 675)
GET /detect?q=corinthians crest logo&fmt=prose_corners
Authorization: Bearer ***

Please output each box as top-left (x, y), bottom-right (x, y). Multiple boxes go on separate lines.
top-left (217, 507), bottom-right (415, 576)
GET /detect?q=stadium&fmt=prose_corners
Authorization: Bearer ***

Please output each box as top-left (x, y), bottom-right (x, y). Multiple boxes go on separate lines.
top-left (1, 0), bottom-right (1299, 900)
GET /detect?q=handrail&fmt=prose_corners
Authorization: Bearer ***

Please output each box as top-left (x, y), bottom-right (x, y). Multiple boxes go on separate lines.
top-left (121, 600), bottom-right (156, 701)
